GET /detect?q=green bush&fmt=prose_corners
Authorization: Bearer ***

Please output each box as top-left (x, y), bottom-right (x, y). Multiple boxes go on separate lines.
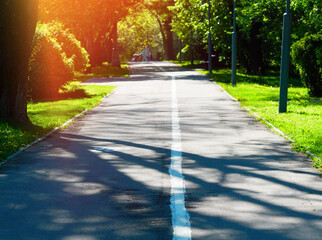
top-left (29, 23), bottom-right (74, 100)
top-left (29, 22), bottom-right (90, 100)
top-left (291, 34), bottom-right (322, 97)
top-left (46, 22), bottom-right (90, 72)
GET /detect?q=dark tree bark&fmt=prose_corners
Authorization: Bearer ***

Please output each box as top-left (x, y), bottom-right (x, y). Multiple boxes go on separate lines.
top-left (163, 17), bottom-right (175, 60)
top-left (0, 1), bottom-right (38, 122)
top-left (111, 21), bottom-right (120, 68)
top-left (87, 37), bottom-right (102, 68)
top-left (149, 5), bottom-right (175, 61)
top-left (105, 37), bottom-right (113, 63)
top-left (190, 30), bottom-right (194, 66)
top-left (249, 21), bottom-right (264, 74)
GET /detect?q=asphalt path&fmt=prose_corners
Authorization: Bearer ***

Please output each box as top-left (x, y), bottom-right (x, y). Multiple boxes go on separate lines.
top-left (0, 61), bottom-right (321, 240)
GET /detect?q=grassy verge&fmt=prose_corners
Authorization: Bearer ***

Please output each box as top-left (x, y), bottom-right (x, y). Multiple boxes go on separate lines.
top-left (174, 61), bottom-right (321, 170)
top-left (74, 63), bottom-right (130, 82)
top-left (170, 60), bottom-right (204, 69)
top-left (0, 84), bottom-right (116, 163)
top-left (0, 63), bottom-right (128, 163)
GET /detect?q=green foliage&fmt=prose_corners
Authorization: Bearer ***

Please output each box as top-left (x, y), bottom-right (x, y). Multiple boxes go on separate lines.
top-left (145, 0), bottom-right (176, 60)
top-left (292, 0), bottom-right (321, 41)
top-left (46, 21), bottom-right (90, 72)
top-left (171, 0), bottom-right (321, 76)
top-left (39, 0), bottom-right (142, 66)
top-left (29, 21), bottom-right (90, 101)
top-left (291, 34), bottom-right (322, 97)
top-left (171, 0), bottom-right (231, 63)
top-left (29, 22), bottom-right (74, 100)
top-left (236, 0), bottom-right (285, 72)
top-left (118, 8), bottom-right (164, 61)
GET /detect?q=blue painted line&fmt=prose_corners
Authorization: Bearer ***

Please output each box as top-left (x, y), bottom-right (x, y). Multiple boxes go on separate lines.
top-left (151, 62), bottom-right (192, 239)
top-left (170, 75), bottom-right (192, 240)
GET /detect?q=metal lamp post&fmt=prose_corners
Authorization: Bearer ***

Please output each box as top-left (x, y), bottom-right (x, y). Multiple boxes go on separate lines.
top-left (231, 0), bottom-right (237, 86)
top-left (279, 0), bottom-right (292, 113)
top-left (208, 0), bottom-right (212, 73)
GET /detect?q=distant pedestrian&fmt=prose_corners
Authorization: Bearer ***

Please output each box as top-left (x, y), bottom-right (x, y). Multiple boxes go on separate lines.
top-left (141, 46), bottom-right (148, 61)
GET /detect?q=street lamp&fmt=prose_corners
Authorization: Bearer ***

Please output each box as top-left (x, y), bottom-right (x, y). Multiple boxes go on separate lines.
top-left (208, 0), bottom-right (212, 73)
top-left (279, 0), bottom-right (292, 113)
top-left (231, 0), bottom-right (237, 86)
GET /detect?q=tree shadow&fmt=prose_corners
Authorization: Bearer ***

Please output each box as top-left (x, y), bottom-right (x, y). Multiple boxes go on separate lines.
top-left (0, 132), bottom-right (173, 239)
top-left (30, 88), bottom-right (92, 103)
top-left (1, 61), bottom-right (321, 240)
top-left (1, 129), bottom-right (320, 239)
top-left (207, 69), bottom-right (304, 88)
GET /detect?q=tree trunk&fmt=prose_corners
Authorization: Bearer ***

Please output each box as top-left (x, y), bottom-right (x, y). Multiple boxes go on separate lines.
top-left (164, 17), bottom-right (175, 60)
top-left (249, 21), bottom-right (264, 74)
top-left (87, 37), bottom-right (102, 68)
top-left (112, 21), bottom-right (120, 68)
top-left (0, 0), bottom-right (38, 122)
top-left (105, 37), bottom-right (113, 63)
top-left (190, 30), bottom-right (194, 66)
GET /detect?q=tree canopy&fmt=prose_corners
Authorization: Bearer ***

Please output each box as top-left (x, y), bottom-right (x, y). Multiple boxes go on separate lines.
top-left (1, 0), bottom-right (321, 122)
top-left (171, 0), bottom-right (321, 75)
top-left (118, 8), bottom-right (164, 61)
top-left (39, 0), bottom-right (142, 66)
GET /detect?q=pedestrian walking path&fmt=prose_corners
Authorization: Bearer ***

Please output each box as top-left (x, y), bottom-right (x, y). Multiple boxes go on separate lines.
top-left (0, 62), bottom-right (321, 240)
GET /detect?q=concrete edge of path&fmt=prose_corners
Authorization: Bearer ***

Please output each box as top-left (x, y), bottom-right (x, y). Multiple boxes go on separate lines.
top-left (0, 88), bottom-right (118, 169)
top-left (210, 76), bottom-right (321, 164)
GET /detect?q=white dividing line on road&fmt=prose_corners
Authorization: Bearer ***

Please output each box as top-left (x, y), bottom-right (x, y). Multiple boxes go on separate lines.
top-left (170, 75), bottom-right (192, 240)
top-left (152, 62), bottom-right (192, 240)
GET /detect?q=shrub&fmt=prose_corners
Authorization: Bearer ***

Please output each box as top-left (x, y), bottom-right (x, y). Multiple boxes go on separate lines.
top-left (291, 34), bottom-right (322, 97)
top-left (46, 22), bottom-right (90, 72)
top-left (29, 23), bottom-right (74, 100)
top-left (29, 22), bottom-right (90, 100)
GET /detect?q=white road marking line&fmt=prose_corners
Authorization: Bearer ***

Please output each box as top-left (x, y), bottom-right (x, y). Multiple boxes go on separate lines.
top-left (170, 75), bottom-right (192, 240)
top-left (151, 62), bottom-right (192, 239)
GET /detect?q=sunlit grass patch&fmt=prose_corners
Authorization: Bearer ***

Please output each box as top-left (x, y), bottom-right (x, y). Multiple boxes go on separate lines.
top-left (74, 63), bottom-right (129, 83)
top-left (1, 62), bottom-right (127, 163)
top-left (195, 68), bottom-right (321, 170)
top-left (0, 85), bottom-right (116, 162)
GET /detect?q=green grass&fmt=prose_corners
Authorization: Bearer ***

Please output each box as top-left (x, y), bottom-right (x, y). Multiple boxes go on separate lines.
top-left (197, 68), bottom-right (322, 170)
top-left (171, 60), bottom-right (204, 69)
top-left (0, 84), bottom-right (116, 162)
top-left (74, 63), bottom-right (130, 82)
top-left (173, 60), bottom-right (321, 170)
top-left (0, 63), bottom-right (128, 163)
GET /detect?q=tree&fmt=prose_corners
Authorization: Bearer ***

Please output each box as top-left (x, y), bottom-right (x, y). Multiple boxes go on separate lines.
top-left (291, 34), bottom-right (322, 97)
top-left (144, 0), bottom-right (176, 60)
top-left (39, 0), bottom-right (141, 67)
top-left (171, 0), bottom-right (321, 77)
top-left (0, 0), bottom-right (38, 122)
top-left (118, 8), bottom-right (164, 61)
top-left (236, 0), bottom-right (286, 74)
top-left (171, 0), bottom-right (231, 65)
top-left (292, 0), bottom-right (321, 41)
